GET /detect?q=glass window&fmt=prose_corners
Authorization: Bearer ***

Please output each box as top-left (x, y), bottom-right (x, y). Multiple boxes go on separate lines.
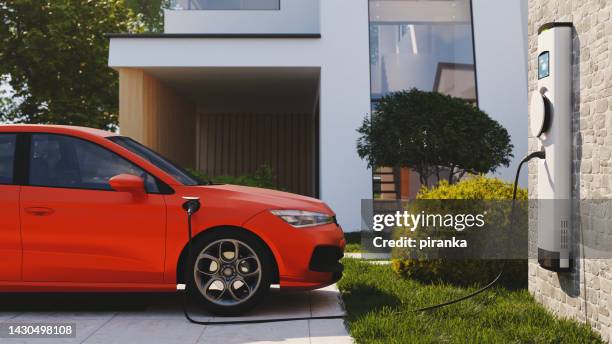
top-left (369, 0), bottom-right (477, 102)
top-left (171, 0), bottom-right (280, 10)
top-left (369, 0), bottom-right (477, 199)
top-left (0, 134), bottom-right (16, 185)
top-left (108, 136), bottom-right (204, 186)
top-left (29, 134), bottom-right (159, 192)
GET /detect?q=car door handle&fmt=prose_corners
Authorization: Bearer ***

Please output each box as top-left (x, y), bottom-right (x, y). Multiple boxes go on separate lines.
top-left (24, 207), bottom-right (55, 216)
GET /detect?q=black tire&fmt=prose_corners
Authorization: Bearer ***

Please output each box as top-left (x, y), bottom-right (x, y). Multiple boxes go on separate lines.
top-left (185, 228), bottom-right (273, 316)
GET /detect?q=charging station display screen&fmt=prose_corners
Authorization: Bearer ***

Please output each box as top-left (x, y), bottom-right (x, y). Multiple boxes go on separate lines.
top-left (538, 51), bottom-right (550, 79)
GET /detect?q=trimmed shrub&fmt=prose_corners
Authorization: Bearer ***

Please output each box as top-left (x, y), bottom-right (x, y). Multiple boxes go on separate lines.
top-left (415, 176), bottom-right (527, 200)
top-left (189, 165), bottom-right (280, 190)
top-left (391, 176), bottom-right (528, 288)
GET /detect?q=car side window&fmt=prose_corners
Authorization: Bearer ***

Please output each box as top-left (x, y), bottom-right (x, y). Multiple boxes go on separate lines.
top-left (29, 134), bottom-right (159, 192)
top-left (0, 134), bottom-right (16, 185)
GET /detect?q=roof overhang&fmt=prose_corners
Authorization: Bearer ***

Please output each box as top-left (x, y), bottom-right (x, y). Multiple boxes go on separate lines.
top-left (108, 34), bottom-right (324, 69)
top-left (105, 33), bottom-right (321, 39)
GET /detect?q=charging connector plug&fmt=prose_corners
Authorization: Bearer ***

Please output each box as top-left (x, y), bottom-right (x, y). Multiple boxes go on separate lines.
top-left (182, 197), bottom-right (201, 215)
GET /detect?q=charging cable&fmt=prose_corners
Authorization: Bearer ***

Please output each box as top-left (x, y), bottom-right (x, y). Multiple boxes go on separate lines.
top-left (405, 150), bottom-right (546, 313)
top-left (179, 151), bottom-right (546, 324)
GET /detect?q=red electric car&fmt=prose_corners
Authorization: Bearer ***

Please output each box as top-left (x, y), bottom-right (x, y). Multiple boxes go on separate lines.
top-left (0, 125), bottom-right (345, 315)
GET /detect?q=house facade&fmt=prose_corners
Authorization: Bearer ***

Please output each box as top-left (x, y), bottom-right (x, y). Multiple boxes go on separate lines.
top-left (107, 0), bottom-right (528, 232)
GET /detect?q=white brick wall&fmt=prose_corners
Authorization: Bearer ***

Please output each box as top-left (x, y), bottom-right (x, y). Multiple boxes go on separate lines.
top-left (528, 0), bottom-right (612, 341)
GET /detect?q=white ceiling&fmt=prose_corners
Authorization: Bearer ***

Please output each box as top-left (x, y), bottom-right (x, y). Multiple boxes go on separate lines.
top-left (143, 67), bottom-right (321, 114)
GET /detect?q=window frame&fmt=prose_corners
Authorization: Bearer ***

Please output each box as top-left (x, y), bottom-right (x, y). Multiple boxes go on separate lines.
top-left (18, 133), bottom-right (173, 194)
top-left (0, 133), bottom-right (18, 186)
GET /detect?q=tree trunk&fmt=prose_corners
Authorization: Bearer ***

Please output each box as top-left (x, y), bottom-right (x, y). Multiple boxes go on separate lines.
top-left (420, 174), bottom-right (428, 187)
top-left (418, 167), bottom-right (429, 187)
top-left (457, 170), bottom-right (467, 182)
top-left (448, 165), bottom-right (455, 184)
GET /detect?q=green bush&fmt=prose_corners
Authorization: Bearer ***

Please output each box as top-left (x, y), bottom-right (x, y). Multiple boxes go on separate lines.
top-left (357, 89), bottom-right (514, 186)
top-left (344, 232), bottom-right (362, 253)
top-left (391, 176), bottom-right (528, 288)
top-left (189, 165), bottom-right (280, 190)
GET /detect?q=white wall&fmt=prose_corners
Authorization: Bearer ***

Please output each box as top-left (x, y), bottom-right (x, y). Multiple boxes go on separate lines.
top-left (317, 0), bottom-right (372, 232)
top-left (109, 0), bottom-right (372, 232)
top-left (164, 0), bottom-right (319, 34)
top-left (472, 0), bottom-right (529, 186)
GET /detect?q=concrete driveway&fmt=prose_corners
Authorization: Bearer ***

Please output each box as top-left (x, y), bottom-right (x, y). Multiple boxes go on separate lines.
top-left (0, 285), bottom-right (351, 344)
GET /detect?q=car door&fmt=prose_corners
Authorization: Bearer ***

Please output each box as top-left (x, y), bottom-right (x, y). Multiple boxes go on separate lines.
top-left (0, 133), bottom-right (21, 281)
top-left (20, 133), bottom-right (167, 284)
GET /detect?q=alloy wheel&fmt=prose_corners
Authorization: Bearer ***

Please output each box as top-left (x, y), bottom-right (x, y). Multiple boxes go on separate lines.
top-left (193, 239), bottom-right (262, 306)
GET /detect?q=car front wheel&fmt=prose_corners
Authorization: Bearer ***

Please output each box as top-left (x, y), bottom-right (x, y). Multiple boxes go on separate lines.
top-left (186, 230), bottom-right (273, 316)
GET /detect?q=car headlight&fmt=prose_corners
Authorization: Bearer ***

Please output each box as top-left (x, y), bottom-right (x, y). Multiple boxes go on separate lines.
top-left (270, 210), bottom-right (334, 228)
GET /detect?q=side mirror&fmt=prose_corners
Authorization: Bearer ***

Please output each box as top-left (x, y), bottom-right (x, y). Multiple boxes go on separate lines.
top-left (109, 174), bottom-right (146, 198)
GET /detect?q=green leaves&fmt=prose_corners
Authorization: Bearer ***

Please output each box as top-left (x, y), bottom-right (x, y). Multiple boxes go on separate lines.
top-left (124, 0), bottom-right (167, 32)
top-left (188, 165), bottom-right (282, 191)
top-left (0, 0), bottom-right (145, 129)
top-left (357, 89), bottom-right (514, 185)
top-left (417, 176), bottom-right (528, 201)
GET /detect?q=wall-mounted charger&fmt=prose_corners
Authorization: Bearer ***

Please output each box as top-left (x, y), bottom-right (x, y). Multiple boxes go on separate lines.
top-left (530, 22), bottom-right (573, 272)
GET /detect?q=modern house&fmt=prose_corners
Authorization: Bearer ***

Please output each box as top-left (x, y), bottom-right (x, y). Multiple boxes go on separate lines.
top-left (107, 0), bottom-right (528, 231)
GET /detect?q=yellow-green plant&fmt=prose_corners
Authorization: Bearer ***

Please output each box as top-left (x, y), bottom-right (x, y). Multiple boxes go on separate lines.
top-left (392, 176), bottom-right (528, 288)
top-left (416, 176), bottom-right (527, 200)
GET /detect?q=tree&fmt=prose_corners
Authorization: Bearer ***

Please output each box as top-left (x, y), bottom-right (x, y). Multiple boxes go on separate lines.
top-left (124, 0), bottom-right (168, 32)
top-left (357, 89), bottom-right (513, 186)
top-left (0, 0), bottom-right (143, 130)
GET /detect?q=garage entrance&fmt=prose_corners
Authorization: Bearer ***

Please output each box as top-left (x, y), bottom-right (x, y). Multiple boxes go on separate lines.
top-left (118, 67), bottom-right (320, 197)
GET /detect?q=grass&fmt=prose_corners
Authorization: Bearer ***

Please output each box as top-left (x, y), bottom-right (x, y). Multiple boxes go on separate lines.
top-left (344, 232), bottom-right (362, 253)
top-left (338, 259), bottom-right (603, 344)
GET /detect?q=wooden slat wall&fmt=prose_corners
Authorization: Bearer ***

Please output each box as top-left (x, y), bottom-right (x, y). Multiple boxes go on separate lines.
top-left (119, 68), bottom-right (197, 169)
top-left (198, 113), bottom-right (314, 196)
top-left (119, 69), bottom-right (145, 142)
top-left (141, 72), bottom-right (196, 169)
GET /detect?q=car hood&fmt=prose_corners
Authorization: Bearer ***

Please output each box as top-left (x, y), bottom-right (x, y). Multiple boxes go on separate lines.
top-left (194, 184), bottom-right (334, 215)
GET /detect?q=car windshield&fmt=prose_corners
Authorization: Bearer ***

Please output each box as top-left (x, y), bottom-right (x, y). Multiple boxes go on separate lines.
top-left (108, 136), bottom-right (207, 186)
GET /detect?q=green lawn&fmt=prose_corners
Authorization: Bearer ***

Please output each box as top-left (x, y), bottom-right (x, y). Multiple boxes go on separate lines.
top-left (338, 259), bottom-right (603, 344)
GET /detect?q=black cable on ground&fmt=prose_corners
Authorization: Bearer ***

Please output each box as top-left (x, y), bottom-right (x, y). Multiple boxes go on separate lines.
top-left (180, 150), bottom-right (545, 324)
top-left (405, 150), bottom-right (545, 313)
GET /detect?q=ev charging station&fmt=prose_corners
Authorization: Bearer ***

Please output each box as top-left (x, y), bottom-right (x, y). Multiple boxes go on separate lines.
top-left (530, 22), bottom-right (573, 272)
